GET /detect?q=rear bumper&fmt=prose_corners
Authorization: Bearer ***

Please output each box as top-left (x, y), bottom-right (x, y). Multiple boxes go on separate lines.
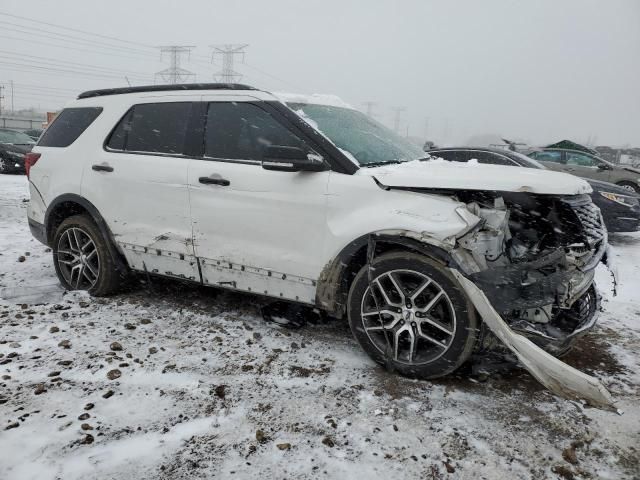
top-left (28, 217), bottom-right (47, 246)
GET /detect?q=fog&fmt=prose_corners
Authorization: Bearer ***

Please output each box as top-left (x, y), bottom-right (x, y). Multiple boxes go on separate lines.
top-left (1, 0), bottom-right (639, 146)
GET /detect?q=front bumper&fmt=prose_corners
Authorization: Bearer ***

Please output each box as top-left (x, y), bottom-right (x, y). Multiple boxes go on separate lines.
top-left (465, 241), bottom-right (606, 353)
top-left (467, 242), bottom-right (605, 314)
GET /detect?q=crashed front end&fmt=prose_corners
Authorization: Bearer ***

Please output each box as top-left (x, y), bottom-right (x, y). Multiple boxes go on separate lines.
top-left (451, 191), bottom-right (608, 355)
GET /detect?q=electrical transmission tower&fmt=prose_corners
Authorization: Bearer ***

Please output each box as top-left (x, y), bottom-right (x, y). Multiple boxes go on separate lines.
top-left (155, 46), bottom-right (196, 84)
top-left (210, 44), bottom-right (248, 83)
top-left (362, 101), bottom-right (377, 117)
top-left (392, 106), bottom-right (406, 134)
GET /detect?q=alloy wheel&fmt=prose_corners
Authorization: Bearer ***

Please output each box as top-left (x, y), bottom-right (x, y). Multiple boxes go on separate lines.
top-left (56, 227), bottom-right (100, 290)
top-left (360, 269), bottom-right (457, 365)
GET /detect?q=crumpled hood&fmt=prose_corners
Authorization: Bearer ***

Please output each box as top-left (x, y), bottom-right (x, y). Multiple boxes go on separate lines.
top-left (357, 159), bottom-right (592, 195)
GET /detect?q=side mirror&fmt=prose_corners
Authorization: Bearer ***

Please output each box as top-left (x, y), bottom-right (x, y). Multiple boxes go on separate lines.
top-left (261, 146), bottom-right (326, 172)
top-left (597, 163), bottom-right (611, 170)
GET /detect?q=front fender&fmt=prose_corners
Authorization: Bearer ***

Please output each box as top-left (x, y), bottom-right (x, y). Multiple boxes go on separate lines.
top-left (315, 230), bottom-right (461, 317)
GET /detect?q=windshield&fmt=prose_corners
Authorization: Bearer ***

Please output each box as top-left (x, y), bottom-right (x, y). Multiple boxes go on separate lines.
top-left (287, 103), bottom-right (424, 166)
top-left (0, 130), bottom-right (36, 145)
top-left (509, 150), bottom-right (547, 169)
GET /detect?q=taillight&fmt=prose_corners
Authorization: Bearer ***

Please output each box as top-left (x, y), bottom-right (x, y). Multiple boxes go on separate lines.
top-left (24, 152), bottom-right (41, 178)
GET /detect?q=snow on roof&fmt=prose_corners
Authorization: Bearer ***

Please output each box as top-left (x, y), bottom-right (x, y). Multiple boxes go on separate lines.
top-left (273, 92), bottom-right (354, 109)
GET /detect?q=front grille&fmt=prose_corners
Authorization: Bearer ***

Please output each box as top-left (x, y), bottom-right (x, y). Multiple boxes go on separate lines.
top-left (572, 202), bottom-right (605, 246)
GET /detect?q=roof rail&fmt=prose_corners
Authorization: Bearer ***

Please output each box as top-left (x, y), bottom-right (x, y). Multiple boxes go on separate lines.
top-left (78, 83), bottom-right (258, 99)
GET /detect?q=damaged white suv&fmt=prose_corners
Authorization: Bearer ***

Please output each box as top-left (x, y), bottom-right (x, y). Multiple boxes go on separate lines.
top-left (26, 84), bottom-right (609, 380)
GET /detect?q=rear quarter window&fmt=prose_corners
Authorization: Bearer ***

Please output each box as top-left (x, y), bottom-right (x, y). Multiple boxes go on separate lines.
top-left (38, 107), bottom-right (103, 147)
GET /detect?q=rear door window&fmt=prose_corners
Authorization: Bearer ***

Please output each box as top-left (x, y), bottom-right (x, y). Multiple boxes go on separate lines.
top-left (106, 102), bottom-right (192, 155)
top-left (38, 107), bottom-right (103, 147)
top-left (566, 152), bottom-right (599, 167)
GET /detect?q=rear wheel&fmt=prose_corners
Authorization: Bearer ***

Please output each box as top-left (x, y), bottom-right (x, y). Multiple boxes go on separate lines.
top-left (347, 252), bottom-right (478, 379)
top-left (617, 181), bottom-right (640, 193)
top-left (53, 215), bottom-right (122, 296)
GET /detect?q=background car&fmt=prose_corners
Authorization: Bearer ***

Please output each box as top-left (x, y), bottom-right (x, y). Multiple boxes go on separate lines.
top-left (23, 128), bottom-right (44, 141)
top-left (527, 148), bottom-right (640, 193)
top-left (0, 128), bottom-right (35, 174)
top-left (427, 147), bottom-right (640, 233)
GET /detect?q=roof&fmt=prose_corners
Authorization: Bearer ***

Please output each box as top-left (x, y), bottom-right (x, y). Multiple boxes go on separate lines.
top-left (545, 140), bottom-right (597, 155)
top-left (428, 146), bottom-right (517, 155)
top-left (77, 83), bottom-right (258, 100)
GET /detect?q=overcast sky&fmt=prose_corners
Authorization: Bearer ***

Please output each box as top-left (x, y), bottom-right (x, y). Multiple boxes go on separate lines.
top-left (1, 0), bottom-right (639, 146)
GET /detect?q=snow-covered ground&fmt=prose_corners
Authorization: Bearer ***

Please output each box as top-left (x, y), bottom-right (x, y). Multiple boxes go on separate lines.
top-left (1, 173), bottom-right (639, 480)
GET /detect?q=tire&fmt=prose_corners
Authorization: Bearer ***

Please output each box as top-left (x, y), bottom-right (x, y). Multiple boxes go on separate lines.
top-left (616, 181), bottom-right (640, 194)
top-left (52, 214), bottom-right (123, 296)
top-left (347, 252), bottom-right (478, 379)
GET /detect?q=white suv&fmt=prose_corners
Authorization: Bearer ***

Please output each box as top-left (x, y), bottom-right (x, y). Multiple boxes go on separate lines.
top-left (26, 84), bottom-right (607, 379)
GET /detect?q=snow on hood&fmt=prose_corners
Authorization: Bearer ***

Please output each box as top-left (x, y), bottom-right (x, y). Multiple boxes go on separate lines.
top-left (357, 158), bottom-right (592, 195)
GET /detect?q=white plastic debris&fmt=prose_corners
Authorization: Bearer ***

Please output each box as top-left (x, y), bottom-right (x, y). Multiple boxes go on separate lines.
top-left (450, 269), bottom-right (616, 411)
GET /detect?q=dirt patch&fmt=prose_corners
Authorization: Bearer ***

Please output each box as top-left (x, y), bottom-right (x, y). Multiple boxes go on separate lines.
top-left (562, 332), bottom-right (627, 377)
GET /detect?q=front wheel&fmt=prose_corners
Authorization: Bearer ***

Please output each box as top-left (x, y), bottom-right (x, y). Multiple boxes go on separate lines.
top-left (53, 215), bottom-right (123, 296)
top-left (347, 252), bottom-right (478, 379)
top-left (616, 181), bottom-right (640, 194)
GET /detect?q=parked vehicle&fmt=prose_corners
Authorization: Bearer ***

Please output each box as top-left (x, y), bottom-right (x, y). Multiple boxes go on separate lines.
top-left (23, 129), bottom-right (44, 141)
top-left (527, 148), bottom-right (640, 193)
top-left (26, 84), bottom-right (608, 379)
top-left (427, 147), bottom-right (640, 233)
top-left (0, 128), bottom-right (35, 174)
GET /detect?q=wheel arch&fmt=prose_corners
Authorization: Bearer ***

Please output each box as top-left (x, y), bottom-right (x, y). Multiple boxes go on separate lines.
top-left (315, 231), bottom-right (459, 319)
top-left (45, 193), bottom-right (129, 274)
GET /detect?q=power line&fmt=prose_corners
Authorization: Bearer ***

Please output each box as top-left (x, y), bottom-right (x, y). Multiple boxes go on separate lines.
top-left (0, 60), bottom-right (150, 82)
top-left (0, 51), bottom-right (152, 80)
top-left (155, 46), bottom-right (196, 84)
top-left (0, 21), bottom-right (155, 57)
top-left (0, 34), bottom-right (160, 63)
top-left (0, 11), bottom-right (156, 49)
top-left (211, 44), bottom-right (248, 83)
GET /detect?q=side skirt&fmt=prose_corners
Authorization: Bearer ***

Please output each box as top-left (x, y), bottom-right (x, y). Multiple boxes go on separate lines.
top-left (118, 242), bottom-right (317, 305)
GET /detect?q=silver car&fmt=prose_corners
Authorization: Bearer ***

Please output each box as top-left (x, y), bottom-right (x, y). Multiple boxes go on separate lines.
top-left (528, 148), bottom-right (640, 193)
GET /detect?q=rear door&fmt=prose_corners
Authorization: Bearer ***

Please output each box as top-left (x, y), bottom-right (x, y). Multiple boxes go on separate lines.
top-left (81, 98), bottom-right (200, 281)
top-left (187, 98), bottom-right (330, 304)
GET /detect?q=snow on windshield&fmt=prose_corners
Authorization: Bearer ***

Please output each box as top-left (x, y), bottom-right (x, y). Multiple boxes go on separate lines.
top-left (280, 95), bottom-right (424, 166)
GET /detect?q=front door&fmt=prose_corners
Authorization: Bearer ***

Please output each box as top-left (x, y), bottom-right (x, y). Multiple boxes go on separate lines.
top-left (188, 99), bottom-right (330, 304)
top-left (564, 151), bottom-right (612, 182)
top-left (82, 99), bottom-right (199, 281)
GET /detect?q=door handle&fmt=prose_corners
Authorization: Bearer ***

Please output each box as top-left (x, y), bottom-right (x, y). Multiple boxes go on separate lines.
top-left (92, 164), bottom-right (114, 172)
top-left (199, 175), bottom-right (230, 186)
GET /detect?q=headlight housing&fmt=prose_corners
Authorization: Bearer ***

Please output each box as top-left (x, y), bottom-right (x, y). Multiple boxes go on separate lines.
top-left (599, 191), bottom-right (640, 208)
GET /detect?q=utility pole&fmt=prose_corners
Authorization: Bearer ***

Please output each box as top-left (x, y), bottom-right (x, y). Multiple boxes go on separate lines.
top-left (155, 46), bottom-right (196, 84)
top-left (362, 101), bottom-right (376, 117)
top-left (391, 106), bottom-right (406, 134)
top-left (0, 84), bottom-right (4, 115)
top-left (10, 80), bottom-right (14, 112)
top-left (210, 44), bottom-right (249, 83)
